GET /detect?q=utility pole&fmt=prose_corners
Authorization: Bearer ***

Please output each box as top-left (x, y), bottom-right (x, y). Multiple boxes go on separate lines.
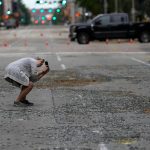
top-left (131, 0), bottom-right (135, 22)
top-left (115, 0), bottom-right (118, 13)
top-left (104, 0), bottom-right (108, 14)
top-left (69, 0), bottom-right (75, 24)
top-left (3, 0), bottom-right (12, 15)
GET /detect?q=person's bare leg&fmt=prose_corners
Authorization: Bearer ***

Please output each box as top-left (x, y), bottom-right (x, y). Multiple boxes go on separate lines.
top-left (16, 82), bottom-right (33, 102)
top-left (20, 86), bottom-right (27, 100)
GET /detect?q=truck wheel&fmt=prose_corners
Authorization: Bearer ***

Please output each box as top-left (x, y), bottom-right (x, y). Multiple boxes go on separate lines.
top-left (77, 32), bottom-right (90, 44)
top-left (139, 32), bottom-right (150, 43)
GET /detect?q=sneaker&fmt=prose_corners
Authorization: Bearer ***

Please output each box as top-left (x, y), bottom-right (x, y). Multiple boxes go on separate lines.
top-left (21, 100), bottom-right (34, 106)
top-left (14, 101), bottom-right (28, 107)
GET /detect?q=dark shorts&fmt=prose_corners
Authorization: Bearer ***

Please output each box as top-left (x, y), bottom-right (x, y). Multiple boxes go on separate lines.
top-left (5, 77), bottom-right (22, 88)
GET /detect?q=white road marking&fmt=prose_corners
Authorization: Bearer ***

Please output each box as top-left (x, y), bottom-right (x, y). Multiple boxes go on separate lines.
top-left (0, 51), bottom-right (150, 57)
top-left (131, 57), bottom-right (150, 67)
top-left (61, 64), bottom-right (66, 70)
top-left (56, 51), bottom-right (150, 56)
top-left (56, 54), bottom-right (66, 70)
top-left (56, 54), bottom-right (62, 62)
top-left (92, 130), bottom-right (100, 133)
top-left (17, 118), bottom-right (24, 121)
top-left (98, 143), bottom-right (108, 150)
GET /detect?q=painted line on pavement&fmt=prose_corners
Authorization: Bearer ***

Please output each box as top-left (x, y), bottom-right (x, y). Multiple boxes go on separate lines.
top-left (98, 143), bottom-right (108, 150)
top-left (56, 54), bottom-right (62, 62)
top-left (56, 54), bottom-right (66, 70)
top-left (0, 51), bottom-right (150, 57)
top-left (56, 51), bottom-right (150, 55)
top-left (0, 51), bottom-right (150, 56)
top-left (131, 57), bottom-right (150, 67)
top-left (61, 64), bottom-right (66, 70)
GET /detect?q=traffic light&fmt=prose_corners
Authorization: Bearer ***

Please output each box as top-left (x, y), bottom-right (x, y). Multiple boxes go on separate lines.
top-left (32, 9), bottom-right (36, 13)
top-left (47, 15), bottom-right (52, 21)
top-left (56, 8), bottom-right (61, 13)
top-left (52, 16), bottom-right (57, 21)
top-left (48, 8), bottom-right (53, 13)
top-left (0, 0), bottom-right (2, 5)
top-left (34, 20), bottom-right (38, 24)
top-left (59, 0), bottom-right (67, 6)
top-left (41, 16), bottom-right (46, 20)
top-left (7, 9), bottom-right (11, 15)
top-left (36, 0), bottom-right (40, 4)
top-left (36, 0), bottom-right (47, 4)
top-left (53, 1), bottom-right (57, 4)
top-left (41, 20), bottom-right (45, 24)
top-left (40, 9), bottom-right (44, 13)
top-left (62, 0), bottom-right (67, 6)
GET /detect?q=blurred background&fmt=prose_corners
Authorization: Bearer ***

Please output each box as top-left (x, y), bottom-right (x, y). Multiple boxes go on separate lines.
top-left (0, 0), bottom-right (150, 28)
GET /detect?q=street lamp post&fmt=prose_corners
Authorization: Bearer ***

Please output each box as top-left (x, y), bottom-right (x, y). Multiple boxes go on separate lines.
top-left (104, 0), bottom-right (108, 14)
top-left (115, 0), bottom-right (118, 12)
top-left (131, 0), bottom-right (135, 22)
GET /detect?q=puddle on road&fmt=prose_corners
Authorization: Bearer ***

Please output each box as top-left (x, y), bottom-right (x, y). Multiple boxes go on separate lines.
top-left (35, 69), bottom-right (111, 88)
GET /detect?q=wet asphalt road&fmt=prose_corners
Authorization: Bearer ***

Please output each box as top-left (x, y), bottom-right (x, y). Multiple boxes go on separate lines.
top-left (0, 25), bottom-right (150, 150)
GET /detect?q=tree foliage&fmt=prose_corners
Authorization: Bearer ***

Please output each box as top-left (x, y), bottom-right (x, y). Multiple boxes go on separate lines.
top-left (76, 0), bottom-right (132, 15)
top-left (76, 0), bottom-right (102, 15)
top-left (18, 0), bottom-right (31, 25)
top-left (76, 0), bottom-right (150, 20)
top-left (144, 0), bottom-right (150, 17)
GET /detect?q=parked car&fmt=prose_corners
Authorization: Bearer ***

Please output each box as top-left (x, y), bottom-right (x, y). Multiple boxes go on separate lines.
top-left (4, 18), bottom-right (18, 29)
top-left (69, 13), bottom-right (150, 44)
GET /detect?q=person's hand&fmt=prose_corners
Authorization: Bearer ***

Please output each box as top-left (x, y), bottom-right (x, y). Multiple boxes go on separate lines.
top-left (37, 66), bottom-right (49, 79)
top-left (45, 66), bottom-right (49, 73)
top-left (43, 66), bottom-right (49, 74)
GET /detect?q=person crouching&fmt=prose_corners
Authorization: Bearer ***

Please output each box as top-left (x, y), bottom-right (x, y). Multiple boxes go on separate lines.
top-left (4, 57), bottom-right (49, 106)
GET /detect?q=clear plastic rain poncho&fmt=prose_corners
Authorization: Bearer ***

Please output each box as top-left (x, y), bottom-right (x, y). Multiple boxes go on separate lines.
top-left (4, 57), bottom-right (39, 86)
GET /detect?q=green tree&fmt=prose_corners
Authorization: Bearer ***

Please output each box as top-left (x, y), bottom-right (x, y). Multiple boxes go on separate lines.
top-left (18, 0), bottom-right (31, 25)
top-left (136, 0), bottom-right (145, 21)
top-left (76, 0), bottom-right (103, 15)
top-left (76, 0), bottom-right (132, 15)
top-left (144, 0), bottom-right (150, 17)
top-left (76, 0), bottom-right (147, 20)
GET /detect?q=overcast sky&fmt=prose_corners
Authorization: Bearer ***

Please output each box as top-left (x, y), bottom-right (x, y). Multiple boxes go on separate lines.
top-left (22, 0), bottom-right (60, 9)
top-left (22, 0), bottom-right (35, 9)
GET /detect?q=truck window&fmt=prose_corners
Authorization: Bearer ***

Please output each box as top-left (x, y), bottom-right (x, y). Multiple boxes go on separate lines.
top-left (110, 14), bottom-right (128, 24)
top-left (95, 15), bottom-right (110, 25)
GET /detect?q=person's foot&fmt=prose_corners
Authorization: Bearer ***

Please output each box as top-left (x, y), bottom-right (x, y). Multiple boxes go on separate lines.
top-left (21, 100), bottom-right (34, 106)
top-left (14, 101), bottom-right (28, 107)
top-left (14, 100), bottom-right (34, 107)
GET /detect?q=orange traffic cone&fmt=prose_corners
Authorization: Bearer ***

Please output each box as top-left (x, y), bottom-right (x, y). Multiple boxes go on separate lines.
top-left (129, 39), bottom-right (134, 44)
top-left (40, 33), bottom-right (44, 37)
top-left (117, 39), bottom-right (121, 43)
top-left (105, 39), bottom-right (109, 44)
top-left (3, 40), bottom-right (8, 47)
top-left (45, 41), bottom-right (49, 47)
